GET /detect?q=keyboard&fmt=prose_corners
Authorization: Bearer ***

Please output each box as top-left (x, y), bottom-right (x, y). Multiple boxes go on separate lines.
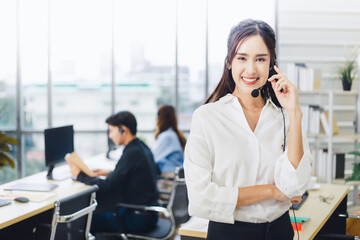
top-left (0, 198), bottom-right (11, 207)
top-left (4, 183), bottom-right (58, 192)
top-left (291, 191), bottom-right (308, 210)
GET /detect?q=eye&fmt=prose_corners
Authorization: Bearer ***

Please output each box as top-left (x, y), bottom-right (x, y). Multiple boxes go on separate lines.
top-left (256, 58), bottom-right (266, 62)
top-left (237, 57), bottom-right (246, 61)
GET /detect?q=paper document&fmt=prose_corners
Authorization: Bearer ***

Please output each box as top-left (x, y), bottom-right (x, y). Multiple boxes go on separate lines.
top-left (65, 152), bottom-right (96, 177)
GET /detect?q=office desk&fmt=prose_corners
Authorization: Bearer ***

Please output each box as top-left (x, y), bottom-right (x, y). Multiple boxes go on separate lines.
top-left (0, 154), bottom-right (116, 237)
top-left (179, 184), bottom-right (349, 240)
top-left (0, 171), bottom-right (90, 229)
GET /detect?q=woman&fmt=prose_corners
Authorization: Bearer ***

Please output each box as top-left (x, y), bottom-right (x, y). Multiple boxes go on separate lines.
top-left (153, 104), bottom-right (186, 174)
top-left (184, 19), bottom-right (312, 240)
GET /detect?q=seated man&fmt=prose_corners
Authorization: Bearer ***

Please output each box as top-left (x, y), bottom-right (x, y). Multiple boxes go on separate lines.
top-left (68, 111), bottom-right (159, 234)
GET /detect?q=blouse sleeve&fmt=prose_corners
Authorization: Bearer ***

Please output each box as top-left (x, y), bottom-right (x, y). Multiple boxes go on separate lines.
top-left (184, 109), bottom-right (238, 224)
top-left (273, 125), bottom-right (312, 198)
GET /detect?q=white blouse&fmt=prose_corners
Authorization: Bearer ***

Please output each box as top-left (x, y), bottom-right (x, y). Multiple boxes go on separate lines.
top-left (184, 93), bottom-right (312, 224)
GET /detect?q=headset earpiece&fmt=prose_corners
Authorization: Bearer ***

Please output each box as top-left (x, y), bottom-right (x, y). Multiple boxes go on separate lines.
top-left (119, 127), bottom-right (124, 133)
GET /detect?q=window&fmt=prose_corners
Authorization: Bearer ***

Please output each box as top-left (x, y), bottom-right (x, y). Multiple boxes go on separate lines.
top-left (178, 0), bottom-right (206, 130)
top-left (0, 1), bottom-right (16, 130)
top-left (113, 0), bottom-right (176, 132)
top-left (51, 0), bottom-right (112, 130)
top-left (20, 0), bottom-right (48, 129)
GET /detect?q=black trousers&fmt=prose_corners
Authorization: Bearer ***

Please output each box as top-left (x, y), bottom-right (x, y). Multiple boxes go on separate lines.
top-left (207, 211), bottom-right (294, 240)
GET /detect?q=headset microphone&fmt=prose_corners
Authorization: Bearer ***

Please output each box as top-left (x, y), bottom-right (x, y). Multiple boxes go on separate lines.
top-left (251, 84), bottom-right (266, 98)
top-left (251, 79), bottom-right (283, 98)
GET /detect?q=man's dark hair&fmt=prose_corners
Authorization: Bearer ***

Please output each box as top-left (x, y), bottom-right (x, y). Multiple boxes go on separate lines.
top-left (106, 111), bottom-right (137, 135)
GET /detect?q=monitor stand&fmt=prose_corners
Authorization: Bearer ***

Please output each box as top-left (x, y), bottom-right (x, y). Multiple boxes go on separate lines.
top-left (46, 164), bottom-right (55, 180)
top-left (46, 164), bottom-right (71, 181)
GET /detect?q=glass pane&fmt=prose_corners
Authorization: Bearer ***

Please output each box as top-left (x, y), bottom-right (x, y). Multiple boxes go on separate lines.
top-left (20, 0), bottom-right (48, 129)
top-left (24, 133), bottom-right (46, 177)
top-left (0, 1), bottom-right (16, 129)
top-left (0, 132), bottom-right (18, 184)
top-left (208, 0), bottom-right (276, 95)
top-left (74, 132), bottom-right (107, 159)
top-left (178, 0), bottom-right (206, 130)
top-left (51, 0), bottom-right (112, 130)
top-left (114, 0), bottom-right (176, 131)
top-left (137, 131), bottom-right (156, 150)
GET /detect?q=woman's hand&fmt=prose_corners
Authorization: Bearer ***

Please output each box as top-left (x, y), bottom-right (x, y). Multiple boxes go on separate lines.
top-left (290, 196), bottom-right (303, 204)
top-left (268, 66), bottom-right (301, 112)
top-left (272, 185), bottom-right (290, 201)
top-left (93, 169), bottom-right (110, 177)
top-left (272, 185), bottom-right (302, 203)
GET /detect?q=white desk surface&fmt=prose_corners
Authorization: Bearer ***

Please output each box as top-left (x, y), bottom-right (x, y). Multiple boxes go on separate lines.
top-left (0, 153), bottom-right (116, 229)
top-left (179, 184), bottom-right (349, 240)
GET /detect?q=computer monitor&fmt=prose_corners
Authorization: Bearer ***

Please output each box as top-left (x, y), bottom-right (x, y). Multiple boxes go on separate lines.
top-left (106, 128), bottom-right (117, 159)
top-left (44, 125), bottom-right (74, 180)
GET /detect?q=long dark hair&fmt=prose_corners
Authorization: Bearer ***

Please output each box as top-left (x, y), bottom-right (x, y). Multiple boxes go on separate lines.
top-left (205, 19), bottom-right (281, 107)
top-left (155, 104), bottom-right (186, 150)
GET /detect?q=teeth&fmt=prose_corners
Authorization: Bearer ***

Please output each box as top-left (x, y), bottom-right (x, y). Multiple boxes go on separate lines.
top-left (242, 77), bottom-right (257, 82)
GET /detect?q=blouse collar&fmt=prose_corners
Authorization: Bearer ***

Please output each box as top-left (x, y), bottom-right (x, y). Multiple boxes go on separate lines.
top-left (219, 93), bottom-right (280, 110)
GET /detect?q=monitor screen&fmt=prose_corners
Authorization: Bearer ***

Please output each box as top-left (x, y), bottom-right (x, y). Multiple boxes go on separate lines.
top-left (107, 128), bottom-right (116, 151)
top-left (44, 125), bottom-right (74, 167)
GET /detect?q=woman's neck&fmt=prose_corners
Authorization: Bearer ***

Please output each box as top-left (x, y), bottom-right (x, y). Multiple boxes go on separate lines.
top-left (232, 91), bottom-right (265, 111)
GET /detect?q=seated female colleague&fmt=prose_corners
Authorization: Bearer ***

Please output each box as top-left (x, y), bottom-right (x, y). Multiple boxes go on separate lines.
top-left (153, 104), bottom-right (186, 174)
top-left (184, 19), bottom-right (312, 240)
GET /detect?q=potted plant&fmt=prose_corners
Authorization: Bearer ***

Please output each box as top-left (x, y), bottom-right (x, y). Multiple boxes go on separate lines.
top-left (338, 59), bottom-right (357, 91)
top-left (346, 144), bottom-right (360, 182)
top-left (0, 132), bottom-right (17, 169)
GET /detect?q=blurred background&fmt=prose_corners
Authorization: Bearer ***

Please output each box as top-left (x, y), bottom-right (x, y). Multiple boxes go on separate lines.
top-left (1, 0), bottom-right (359, 188)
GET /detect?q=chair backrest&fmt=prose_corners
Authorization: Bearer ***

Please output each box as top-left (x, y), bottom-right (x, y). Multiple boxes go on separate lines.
top-left (167, 167), bottom-right (190, 227)
top-left (50, 185), bottom-right (99, 240)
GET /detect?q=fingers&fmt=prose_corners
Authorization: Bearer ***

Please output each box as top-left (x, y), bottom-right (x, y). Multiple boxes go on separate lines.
top-left (268, 66), bottom-right (293, 93)
top-left (274, 65), bottom-right (282, 74)
top-left (275, 78), bottom-right (287, 92)
top-left (290, 196), bottom-right (302, 204)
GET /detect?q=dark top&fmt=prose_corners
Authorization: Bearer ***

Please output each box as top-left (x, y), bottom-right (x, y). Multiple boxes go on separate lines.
top-left (77, 138), bottom-right (159, 213)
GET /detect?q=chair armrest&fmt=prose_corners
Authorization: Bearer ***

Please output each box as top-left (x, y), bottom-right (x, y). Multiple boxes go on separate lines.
top-left (114, 202), bottom-right (171, 218)
top-left (157, 175), bottom-right (174, 181)
top-left (58, 199), bottom-right (98, 223)
top-left (339, 213), bottom-right (360, 219)
top-left (159, 190), bottom-right (171, 195)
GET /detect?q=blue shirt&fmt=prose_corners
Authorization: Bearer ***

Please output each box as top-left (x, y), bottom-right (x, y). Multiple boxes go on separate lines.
top-left (153, 128), bottom-right (184, 173)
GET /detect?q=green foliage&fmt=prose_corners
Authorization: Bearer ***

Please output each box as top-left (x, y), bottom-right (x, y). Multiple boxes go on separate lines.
top-left (346, 144), bottom-right (360, 182)
top-left (338, 60), bottom-right (357, 83)
top-left (0, 132), bottom-right (18, 169)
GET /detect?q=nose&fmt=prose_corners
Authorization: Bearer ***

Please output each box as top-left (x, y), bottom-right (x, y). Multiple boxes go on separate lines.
top-left (245, 60), bottom-right (256, 75)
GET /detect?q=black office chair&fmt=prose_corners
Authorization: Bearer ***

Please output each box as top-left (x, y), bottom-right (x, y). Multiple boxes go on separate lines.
top-left (33, 185), bottom-right (99, 240)
top-left (169, 167), bottom-right (190, 228)
top-left (157, 167), bottom-right (185, 207)
top-left (315, 212), bottom-right (360, 240)
top-left (98, 167), bottom-right (190, 240)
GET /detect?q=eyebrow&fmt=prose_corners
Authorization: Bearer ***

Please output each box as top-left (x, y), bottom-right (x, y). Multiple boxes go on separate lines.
top-left (236, 53), bottom-right (268, 57)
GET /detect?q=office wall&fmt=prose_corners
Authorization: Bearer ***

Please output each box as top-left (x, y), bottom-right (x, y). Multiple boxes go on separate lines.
top-left (277, 0), bottom-right (360, 90)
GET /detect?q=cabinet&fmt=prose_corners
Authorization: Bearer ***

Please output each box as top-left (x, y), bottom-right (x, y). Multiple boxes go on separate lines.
top-left (299, 90), bottom-right (360, 185)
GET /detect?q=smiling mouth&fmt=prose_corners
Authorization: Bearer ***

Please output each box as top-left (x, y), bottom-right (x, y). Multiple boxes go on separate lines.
top-left (241, 77), bottom-right (258, 85)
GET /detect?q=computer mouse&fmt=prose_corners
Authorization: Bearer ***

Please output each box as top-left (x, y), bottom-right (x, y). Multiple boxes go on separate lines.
top-left (14, 197), bottom-right (29, 203)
